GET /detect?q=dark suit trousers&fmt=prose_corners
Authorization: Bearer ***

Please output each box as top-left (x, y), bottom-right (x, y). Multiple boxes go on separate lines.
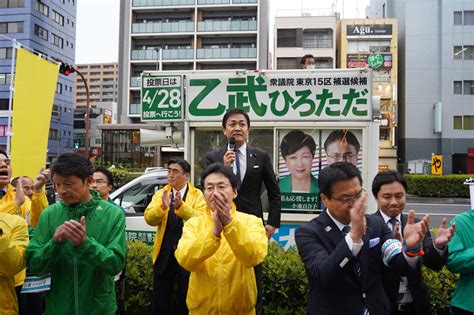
top-left (151, 253), bottom-right (189, 315)
top-left (255, 263), bottom-right (263, 315)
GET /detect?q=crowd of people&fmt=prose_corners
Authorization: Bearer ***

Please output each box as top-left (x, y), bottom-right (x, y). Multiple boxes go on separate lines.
top-left (1, 108), bottom-right (473, 315)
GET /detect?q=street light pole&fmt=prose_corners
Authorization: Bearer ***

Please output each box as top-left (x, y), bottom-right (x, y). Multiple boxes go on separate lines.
top-left (74, 69), bottom-right (90, 158)
top-left (155, 47), bottom-right (163, 71)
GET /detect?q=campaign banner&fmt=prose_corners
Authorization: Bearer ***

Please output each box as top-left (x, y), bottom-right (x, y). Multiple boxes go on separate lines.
top-left (186, 70), bottom-right (372, 122)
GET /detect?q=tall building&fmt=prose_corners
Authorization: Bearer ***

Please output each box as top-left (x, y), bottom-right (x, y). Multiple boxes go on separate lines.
top-left (273, 15), bottom-right (337, 69)
top-left (338, 18), bottom-right (398, 170)
top-left (74, 62), bottom-right (119, 108)
top-left (0, 0), bottom-right (76, 162)
top-left (368, 0), bottom-right (474, 174)
top-left (118, 0), bottom-right (269, 124)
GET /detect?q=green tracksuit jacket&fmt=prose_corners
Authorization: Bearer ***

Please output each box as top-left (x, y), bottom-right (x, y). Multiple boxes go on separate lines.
top-left (446, 210), bottom-right (474, 313)
top-left (25, 190), bottom-right (126, 315)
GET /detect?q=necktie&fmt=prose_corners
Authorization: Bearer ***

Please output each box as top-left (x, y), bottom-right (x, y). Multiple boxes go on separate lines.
top-left (388, 218), bottom-right (398, 234)
top-left (342, 225), bottom-right (351, 236)
top-left (235, 149), bottom-right (242, 186)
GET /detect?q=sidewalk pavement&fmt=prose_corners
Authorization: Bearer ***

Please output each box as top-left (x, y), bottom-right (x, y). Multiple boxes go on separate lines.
top-left (406, 194), bottom-right (471, 205)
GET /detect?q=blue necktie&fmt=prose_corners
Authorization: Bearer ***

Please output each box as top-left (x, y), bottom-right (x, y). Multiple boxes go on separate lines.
top-left (342, 225), bottom-right (351, 236)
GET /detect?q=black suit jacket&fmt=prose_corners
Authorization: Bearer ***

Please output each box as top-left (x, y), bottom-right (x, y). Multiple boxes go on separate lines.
top-left (203, 145), bottom-right (281, 227)
top-left (296, 210), bottom-right (419, 315)
top-left (374, 210), bottom-right (448, 315)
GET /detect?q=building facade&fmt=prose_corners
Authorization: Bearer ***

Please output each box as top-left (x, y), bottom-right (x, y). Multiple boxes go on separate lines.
top-left (74, 62), bottom-right (119, 108)
top-left (273, 15), bottom-right (337, 69)
top-left (118, 0), bottom-right (269, 124)
top-left (338, 18), bottom-right (398, 170)
top-left (369, 0), bottom-right (474, 174)
top-left (0, 0), bottom-right (76, 161)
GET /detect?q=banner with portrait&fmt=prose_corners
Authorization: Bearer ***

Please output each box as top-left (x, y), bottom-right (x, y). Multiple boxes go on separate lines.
top-left (278, 128), bottom-right (363, 213)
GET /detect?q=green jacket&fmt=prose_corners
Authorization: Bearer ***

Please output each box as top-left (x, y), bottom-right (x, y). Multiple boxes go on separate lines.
top-left (25, 190), bottom-right (126, 315)
top-left (279, 174), bottom-right (319, 194)
top-left (446, 210), bottom-right (474, 312)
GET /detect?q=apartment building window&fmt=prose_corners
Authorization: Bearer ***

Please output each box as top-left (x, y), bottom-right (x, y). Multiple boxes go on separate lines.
top-left (453, 116), bottom-right (462, 130)
top-left (52, 10), bottom-right (64, 26)
top-left (454, 45), bottom-right (474, 60)
top-left (0, 48), bottom-right (13, 59)
top-left (90, 72), bottom-right (100, 76)
top-left (465, 11), bottom-right (474, 25)
top-left (0, 0), bottom-right (25, 8)
top-left (454, 81), bottom-right (462, 94)
top-left (464, 116), bottom-right (474, 130)
top-left (49, 128), bottom-right (58, 140)
top-left (34, 24), bottom-right (48, 41)
top-left (464, 80), bottom-right (474, 95)
top-left (103, 71), bottom-right (114, 75)
top-left (90, 65), bottom-right (100, 69)
top-left (0, 98), bottom-right (9, 110)
top-left (0, 73), bottom-right (11, 85)
top-left (277, 58), bottom-right (298, 69)
top-left (303, 29), bottom-right (332, 48)
top-left (57, 82), bottom-right (62, 94)
top-left (35, 0), bottom-right (48, 17)
top-left (454, 46), bottom-right (463, 60)
top-left (0, 22), bottom-right (24, 34)
top-left (454, 11), bottom-right (463, 25)
top-left (277, 29), bottom-right (302, 48)
top-left (52, 34), bottom-right (63, 48)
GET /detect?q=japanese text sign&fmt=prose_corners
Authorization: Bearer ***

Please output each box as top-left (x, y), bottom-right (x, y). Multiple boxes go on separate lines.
top-left (141, 75), bottom-right (183, 121)
top-left (185, 70), bottom-right (372, 121)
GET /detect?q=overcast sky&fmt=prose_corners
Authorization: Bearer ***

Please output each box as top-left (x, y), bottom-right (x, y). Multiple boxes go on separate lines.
top-left (75, 0), bottom-right (370, 64)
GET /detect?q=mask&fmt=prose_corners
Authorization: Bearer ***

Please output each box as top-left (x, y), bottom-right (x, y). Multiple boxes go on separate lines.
top-left (306, 64), bottom-right (316, 69)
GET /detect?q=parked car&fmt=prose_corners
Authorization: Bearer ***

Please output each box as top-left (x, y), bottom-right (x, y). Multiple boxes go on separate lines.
top-left (110, 168), bottom-right (168, 243)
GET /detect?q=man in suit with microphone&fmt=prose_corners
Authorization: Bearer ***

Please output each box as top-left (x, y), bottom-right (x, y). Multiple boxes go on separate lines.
top-left (203, 108), bottom-right (281, 314)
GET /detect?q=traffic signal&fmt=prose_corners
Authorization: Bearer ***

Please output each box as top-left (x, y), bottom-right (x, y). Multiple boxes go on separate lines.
top-left (59, 63), bottom-right (75, 76)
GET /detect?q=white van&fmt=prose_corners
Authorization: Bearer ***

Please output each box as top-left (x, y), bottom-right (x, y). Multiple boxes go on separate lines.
top-left (110, 168), bottom-right (168, 244)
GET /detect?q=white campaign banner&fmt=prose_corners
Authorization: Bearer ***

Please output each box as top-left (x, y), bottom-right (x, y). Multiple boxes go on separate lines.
top-left (185, 69), bottom-right (372, 122)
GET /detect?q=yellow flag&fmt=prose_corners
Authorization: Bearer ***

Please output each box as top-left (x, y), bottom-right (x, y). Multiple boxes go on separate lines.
top-left (11, 48), bottom-right (58, 179)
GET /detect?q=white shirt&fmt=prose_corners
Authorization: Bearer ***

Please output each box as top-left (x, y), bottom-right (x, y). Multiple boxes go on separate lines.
top-left (172, 184), bottom-right (188, 202)
top-left (326, 209), bottom-right (363, 256)
top-left (380, 211), bottom-right (402, 231)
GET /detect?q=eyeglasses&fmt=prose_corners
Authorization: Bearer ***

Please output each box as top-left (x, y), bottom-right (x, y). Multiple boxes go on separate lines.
top-left (0, 158), bottom-right (11, 166)
top-left (327, 153), bottom-right (356, 161)
top-left (331, 189), bottom-right (365, 204)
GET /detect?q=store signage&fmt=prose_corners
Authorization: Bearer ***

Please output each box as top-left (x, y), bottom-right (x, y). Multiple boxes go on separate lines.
top-left (347, 54), bottom-right (392, 69)
top-left (347, 24), bottom-right (392, 38)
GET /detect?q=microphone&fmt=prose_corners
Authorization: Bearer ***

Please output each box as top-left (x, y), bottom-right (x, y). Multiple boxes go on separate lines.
top-left (229, 136), bottom-right (237, 152)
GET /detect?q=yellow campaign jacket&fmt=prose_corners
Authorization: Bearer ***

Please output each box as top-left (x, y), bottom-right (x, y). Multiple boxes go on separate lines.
top-left (175, 204), bottom-right (268, 315)
top-left (144, 182), bottom-right (207, 263)
top-left (0, 184), bottom-right (49, 286)
top-left (0, 212), bottom-right (29, 315)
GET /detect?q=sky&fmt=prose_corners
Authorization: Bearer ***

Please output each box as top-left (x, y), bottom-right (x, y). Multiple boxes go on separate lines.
top-left (75, 0), bottom-right (370, 64)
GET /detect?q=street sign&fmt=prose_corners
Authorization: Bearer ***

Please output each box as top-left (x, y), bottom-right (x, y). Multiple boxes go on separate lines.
top-left (431, 155), bottom-right (443, 175)
top-left (367, 54), bottom-right (383, 68)
top-left (141, 75), bottom-right (183, 121)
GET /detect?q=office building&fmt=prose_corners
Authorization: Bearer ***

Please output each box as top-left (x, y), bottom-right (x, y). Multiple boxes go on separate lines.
top-left (368, 0), bottom-right (474, 174)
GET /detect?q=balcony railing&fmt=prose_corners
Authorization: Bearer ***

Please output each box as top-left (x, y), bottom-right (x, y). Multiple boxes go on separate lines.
top-left (129, 104), bottom-right (141, 115)
top-left (197, 20), bottom-right (257, 32)
top-left (131, 48), bottom-right (194, 60)
top-left (131, 77), bottom-right (141, 87)
top-left (196, 47), bottom-right (256, 59)
top-left (132, 0), bottom-right (194, 7)
top-left (132, 21), bottom-right (194, 34)
top-left (232, 0), bottom-right (257, 3)
top-left (197, 0), bottom-right (230, 4)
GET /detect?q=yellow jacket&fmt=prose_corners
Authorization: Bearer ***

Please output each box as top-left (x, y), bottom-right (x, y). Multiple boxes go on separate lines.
top-left (0, 212), bottom-right (29, 315)
top-left (0, 184), bottom-right (49, 286)
top-left (144, 182), bottom-right (206, 263)
top-left (175, 204), bottom-right (268, 315)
